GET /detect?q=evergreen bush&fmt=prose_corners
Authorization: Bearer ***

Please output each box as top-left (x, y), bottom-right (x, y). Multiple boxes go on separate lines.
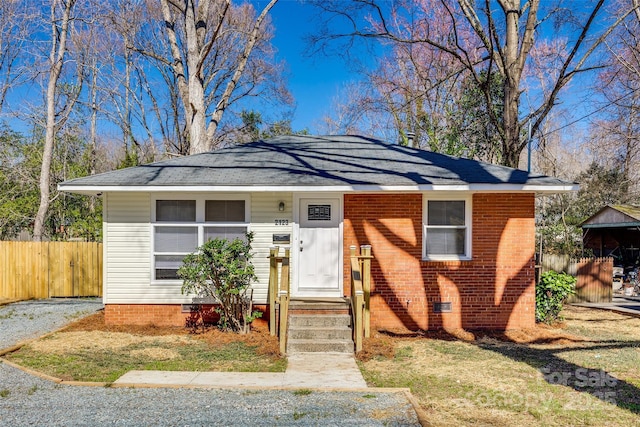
top-left (178, 232), bottom-right (261, 333)
top-left (536, 271), bottom-right (576, 324)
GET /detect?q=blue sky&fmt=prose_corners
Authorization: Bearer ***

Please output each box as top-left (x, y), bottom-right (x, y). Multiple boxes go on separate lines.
top-left (269, 1), bottom-right (361, 132)
top-left (1, 0), bottom-right (364, 140)
top-left (265, 0), bottom-right (609, 138)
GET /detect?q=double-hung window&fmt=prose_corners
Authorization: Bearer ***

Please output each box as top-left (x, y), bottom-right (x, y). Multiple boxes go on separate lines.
top-left (423, 195), bottom-right (471, 260)
top-left (152, 197), bottom-right (249, 281)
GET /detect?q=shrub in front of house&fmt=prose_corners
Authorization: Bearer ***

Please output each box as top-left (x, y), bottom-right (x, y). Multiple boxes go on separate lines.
top-left (536, 271), bottom-right (576, 324)
top-left (178, 232), bottom-right (261, 333)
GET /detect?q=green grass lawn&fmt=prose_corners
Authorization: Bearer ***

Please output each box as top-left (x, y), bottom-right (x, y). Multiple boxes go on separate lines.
top-left (3, 315), bottom-right (286, 383)
top-left (358, 305), bottom-right (640, 427)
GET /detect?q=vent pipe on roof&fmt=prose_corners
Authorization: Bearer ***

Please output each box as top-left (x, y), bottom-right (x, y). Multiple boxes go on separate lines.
top-left (406, 131), bottom-right (415, 147)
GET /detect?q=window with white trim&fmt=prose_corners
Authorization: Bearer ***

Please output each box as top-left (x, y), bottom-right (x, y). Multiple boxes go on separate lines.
top-left (423, 195), bottom-right (471, 260)
top-left (152, 197), bottom-right (249, 281)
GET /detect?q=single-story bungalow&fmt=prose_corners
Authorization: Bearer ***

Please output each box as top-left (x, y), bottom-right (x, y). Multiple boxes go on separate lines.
top-left (59, 135), bottom-right (577, 331)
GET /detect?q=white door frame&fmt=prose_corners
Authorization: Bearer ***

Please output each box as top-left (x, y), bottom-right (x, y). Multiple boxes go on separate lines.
top-left (292, 193), bottom-right (344, 297)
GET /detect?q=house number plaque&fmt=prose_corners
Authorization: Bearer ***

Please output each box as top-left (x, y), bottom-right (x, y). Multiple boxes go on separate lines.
top-left (275, 219), bottom-right (289, 226)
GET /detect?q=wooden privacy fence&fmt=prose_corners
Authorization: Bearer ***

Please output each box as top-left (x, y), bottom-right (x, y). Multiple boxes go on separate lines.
top-left (570, 257), bottom-right (613, 303)
top-left (0, 241), bottom-right (102, 300)
top-left (539, 253), bottom-right (578, 276)
top-left (540, 254), bottom-right (613, 303)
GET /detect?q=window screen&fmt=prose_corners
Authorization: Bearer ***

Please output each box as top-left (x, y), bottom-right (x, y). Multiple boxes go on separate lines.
top-left (154, 226), bottom-right (198, 252)
top-left (205, 200), bottom-right (245, 222)
top-left (155, 255), bottom-right (186, 280)
top-left (425, 228), bottom-right (466, 255)
top-left (204, 226), bottom-right (247, 242)
top-left (153, 198), bottom-right (249, 281)
top-left (428, 201), bottom-right (465, 226)
top-left (425, 200), bottom-right (468, 257)
top-left (156, 200), bottom-right (196, 222)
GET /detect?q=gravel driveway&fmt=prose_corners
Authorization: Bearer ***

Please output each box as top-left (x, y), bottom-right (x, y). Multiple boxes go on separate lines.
top-left (0, 363), bottom-right (418, 426)
top-left (0, 299), bottom-right (421, 426)
top-left (0, 298), bottom-right (103, 349)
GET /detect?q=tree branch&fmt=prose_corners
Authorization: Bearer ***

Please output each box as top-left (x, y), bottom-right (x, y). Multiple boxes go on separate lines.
top-left (196, 0), bottom-right (230, 78)
top-left (207, 0), bottom-right (278, 143)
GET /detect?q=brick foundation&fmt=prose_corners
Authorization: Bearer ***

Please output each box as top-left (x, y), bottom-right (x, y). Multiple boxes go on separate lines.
top-left (344, 193), bottom-right (535, 331)
top-left (104, 304), bottom-right (268, 328)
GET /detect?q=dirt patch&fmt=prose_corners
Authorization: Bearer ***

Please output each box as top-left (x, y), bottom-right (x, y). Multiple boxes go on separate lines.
top-left (63, 311), bottom-right (190, 336)
top-left (357, 320), bottom-right (585, 365)
top-left (357, 334), bottom-right (396, 361)
top-left (129, 347), bottom-right (181, 360)
top-left (196, 322), bottom-right (281, 357)
top-left (358, 309), bottom-right (590, 363)
top-left (30, 330), bottom-right (192, 355)
top-left (61, 310), bottom-right (280, 357)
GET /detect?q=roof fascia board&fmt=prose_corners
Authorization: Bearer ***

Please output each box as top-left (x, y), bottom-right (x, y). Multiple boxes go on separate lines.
top-left (582, 222), bottom-right (640, 229)
top-left (58, 183), bottom-right (579, 194)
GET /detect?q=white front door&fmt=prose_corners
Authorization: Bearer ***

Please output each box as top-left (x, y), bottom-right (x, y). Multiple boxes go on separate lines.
top-left (295, 197), bottom-right (342, 297)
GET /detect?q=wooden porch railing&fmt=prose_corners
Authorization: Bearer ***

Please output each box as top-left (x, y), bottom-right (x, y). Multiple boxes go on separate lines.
top-left (268, 247), bottom-right (290, 354)
top-left (350, 245), bottom-right (373, 352)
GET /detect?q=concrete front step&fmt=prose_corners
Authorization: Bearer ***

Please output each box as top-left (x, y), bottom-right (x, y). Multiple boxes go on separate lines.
top-left (288, 314), bottom-right (352, 328)
top-left (286, 338), bottom-right (354, 353)
top-left (286, 300), bottom-right (355, 354)
top-left (288, 300), bottom-right (350, 315)
top-left (288, 326), bottom-right (353, 340)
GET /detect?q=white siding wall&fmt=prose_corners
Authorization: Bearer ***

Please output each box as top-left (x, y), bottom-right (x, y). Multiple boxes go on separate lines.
top-left (104, 191), bottom-right (293, 305)
top-left (104, 192), bottom-right (149, 303)
top-left (250, 192), bottom-right (293, 303)
top-left (104, 192), bottom-right (190, 304)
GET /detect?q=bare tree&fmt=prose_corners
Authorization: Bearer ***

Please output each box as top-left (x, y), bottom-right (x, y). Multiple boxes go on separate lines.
top-left (587, 0), bottom-right (640, 199)
top-left (101, 0), bottom-right (151, 163)
top-left (311, 0), bottom-right (638, 167)
top-left (33, 0), bottom-right (83, 241)
top-left (0, 0), bottom-right (32, 115)
top-left (126, 0), bottom-right (285, 155)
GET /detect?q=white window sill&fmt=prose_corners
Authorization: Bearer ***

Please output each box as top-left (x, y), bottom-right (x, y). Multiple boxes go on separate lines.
top-left (151, 280), bottom-right (183, 286)
top-left (422, 256), bottom-right (472, 262)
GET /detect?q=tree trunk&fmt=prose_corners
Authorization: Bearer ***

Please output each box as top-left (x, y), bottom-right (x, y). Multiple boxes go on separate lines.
top-left (204, 0), bottom-right (278, 151)
top-left (187, 56), bottom-right (208, 154)
top-left (503, 83), bottom-right (522, 168)
top-left (33, 0), bottom-right (76, 241)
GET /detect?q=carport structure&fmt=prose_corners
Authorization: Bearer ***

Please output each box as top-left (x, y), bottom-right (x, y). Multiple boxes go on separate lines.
top-left (582, 205), bottom-right (640, 269)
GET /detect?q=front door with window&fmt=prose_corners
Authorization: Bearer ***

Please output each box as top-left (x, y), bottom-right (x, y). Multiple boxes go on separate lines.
top-left (295, 197), bottom-right (342, 297)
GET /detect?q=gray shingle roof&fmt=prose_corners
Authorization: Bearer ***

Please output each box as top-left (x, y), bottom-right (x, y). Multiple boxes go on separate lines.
top-left (59, 135), bottom-right (576, 191)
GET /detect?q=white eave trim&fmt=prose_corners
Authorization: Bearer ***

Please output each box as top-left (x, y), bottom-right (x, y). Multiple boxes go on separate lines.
top-left (58, 183), bottom-right (579, 195)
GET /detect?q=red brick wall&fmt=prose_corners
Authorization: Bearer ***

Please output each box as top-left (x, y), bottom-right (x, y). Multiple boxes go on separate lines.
top-left (105, 304), bottom-right (187, 326)
top-left (104, 304), bottom-right (268, 327)
top-left (344, 193), bottom-right (535, 331)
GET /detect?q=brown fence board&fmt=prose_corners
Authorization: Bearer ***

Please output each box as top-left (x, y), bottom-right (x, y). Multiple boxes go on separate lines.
top-left (0, 241), bottom-right (102, 300)
top-left (571, 257), bottom-right (613, 303)
top-left (541, 254), bottom-right (613, 303)
top-left (48, 243), bottom-right (63, 297)
top-left (540, 254), bottom-right (578, 276)
top-left (65, 242), bottom-right (75, 296)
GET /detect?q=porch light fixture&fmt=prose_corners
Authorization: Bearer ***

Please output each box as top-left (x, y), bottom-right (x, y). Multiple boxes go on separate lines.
top-left (278, 201), bottom-right (285, 212)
